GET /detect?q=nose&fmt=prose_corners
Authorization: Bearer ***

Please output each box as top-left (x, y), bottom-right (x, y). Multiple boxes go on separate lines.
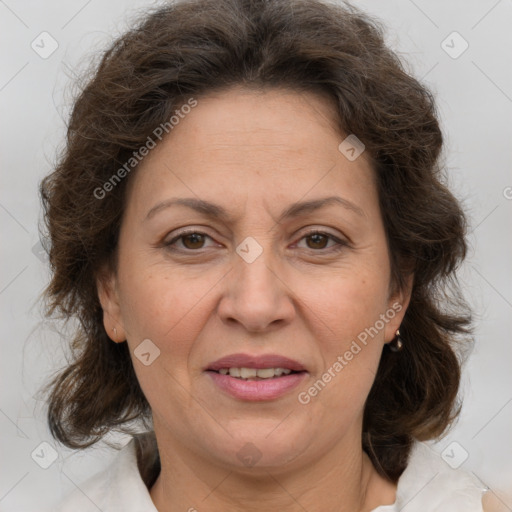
top-left (217, 242), bottom-right (295, 333)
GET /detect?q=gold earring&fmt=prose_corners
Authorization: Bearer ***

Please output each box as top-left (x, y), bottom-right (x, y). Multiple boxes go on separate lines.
top-left (111, 326), bottom-right (126, 343)
top-left (389, 329), bottom-right (403, 352)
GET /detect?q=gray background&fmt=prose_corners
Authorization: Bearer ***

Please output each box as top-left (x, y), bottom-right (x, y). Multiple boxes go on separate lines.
top-left (1, 0), bottom-right (511, 510)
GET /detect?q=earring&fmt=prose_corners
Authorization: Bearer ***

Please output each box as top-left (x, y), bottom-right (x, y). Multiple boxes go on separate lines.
top-left (111, 326), bottom-right (126, 343)
top-left (389, 329), bottom-right (403, 352)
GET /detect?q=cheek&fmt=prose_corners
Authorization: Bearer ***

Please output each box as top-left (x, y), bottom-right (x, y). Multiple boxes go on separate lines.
top-left (117, 261), bottom-right (218, 352)
top-left (307, 265), bottom-right (390, 343)
top-left (300, 265), bottom-right (389, 402)
top-left (117, 267), bottom-right (213, 411)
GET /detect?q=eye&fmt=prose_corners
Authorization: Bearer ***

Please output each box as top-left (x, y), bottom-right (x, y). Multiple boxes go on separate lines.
top-left (162, 228), bottom-right (348, 253)
top-left (164, 229), bottom-right (215, 251)
top-left (295, 230), bottom-right (348, 252)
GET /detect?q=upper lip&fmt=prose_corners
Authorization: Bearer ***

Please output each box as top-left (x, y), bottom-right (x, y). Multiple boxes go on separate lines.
top-left (206, 353), bottom-right (306, 372)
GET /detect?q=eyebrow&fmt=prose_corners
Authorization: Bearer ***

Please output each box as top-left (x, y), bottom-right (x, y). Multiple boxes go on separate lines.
top-left (144, 195), bottom-right (365, 223)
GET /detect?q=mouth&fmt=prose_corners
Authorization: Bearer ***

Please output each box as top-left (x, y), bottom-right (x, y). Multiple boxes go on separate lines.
top-left (211, 367), bottom-right (301, 380)
top-left (205, 353), bottom-right (308, 401)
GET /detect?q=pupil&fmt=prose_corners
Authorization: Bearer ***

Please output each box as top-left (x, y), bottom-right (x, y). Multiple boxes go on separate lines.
top-left (309, 233), bottom-right (326, 249)
top-left (184, 233), bottom-right (204, 249)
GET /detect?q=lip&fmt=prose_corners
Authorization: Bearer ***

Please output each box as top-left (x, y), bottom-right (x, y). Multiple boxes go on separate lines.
top-left (205, 353), bottom-right (308, 401)
top-left (206, 353), bottom-right (306, 372)
top-left (207, 371), bottom-right (308, 401)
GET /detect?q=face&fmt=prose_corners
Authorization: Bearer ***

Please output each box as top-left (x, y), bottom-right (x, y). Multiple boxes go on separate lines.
top-left (98, 86), bottom-right (410, 473)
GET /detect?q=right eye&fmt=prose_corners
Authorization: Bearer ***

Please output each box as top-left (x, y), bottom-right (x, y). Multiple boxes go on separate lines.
top-left (163, 230), bottom-right (217, 252)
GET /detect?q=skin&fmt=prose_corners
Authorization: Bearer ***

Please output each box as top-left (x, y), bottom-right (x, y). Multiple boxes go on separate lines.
top-left (97, 85), bottom-right (412, 512)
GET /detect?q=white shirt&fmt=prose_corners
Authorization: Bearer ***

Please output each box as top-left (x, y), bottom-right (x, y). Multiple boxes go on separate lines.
top-left (56, 438), bottom-right (486, 511)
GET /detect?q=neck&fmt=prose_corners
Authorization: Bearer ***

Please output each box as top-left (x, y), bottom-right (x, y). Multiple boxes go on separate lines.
top-left (148, 426), bottom-right (396, 512)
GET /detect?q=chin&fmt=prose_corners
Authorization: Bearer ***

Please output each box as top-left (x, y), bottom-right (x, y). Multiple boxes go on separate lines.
top-left (204, 420), bottom-right (312, 471)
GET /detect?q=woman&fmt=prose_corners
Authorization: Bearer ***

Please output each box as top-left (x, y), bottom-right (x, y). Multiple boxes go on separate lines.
top-left (40, 0), bottom-right (487, 510)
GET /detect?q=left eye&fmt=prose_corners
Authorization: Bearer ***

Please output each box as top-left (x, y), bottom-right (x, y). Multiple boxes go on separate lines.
top-left (296, 231), bottom-right (346, 251)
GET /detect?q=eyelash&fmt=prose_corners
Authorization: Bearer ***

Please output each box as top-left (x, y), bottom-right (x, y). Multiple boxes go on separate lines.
top-left (163, 228), bottom-right (349, 254)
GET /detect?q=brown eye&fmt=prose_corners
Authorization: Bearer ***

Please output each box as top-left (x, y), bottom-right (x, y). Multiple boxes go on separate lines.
top-left (296, 230), bottom-right (347, 252)
top-left (181, 233), bottom-right (207, 250)
top-left (305, 233), bottom-right (330, 250)
top-left (164, 230), bottom-right (215, 252)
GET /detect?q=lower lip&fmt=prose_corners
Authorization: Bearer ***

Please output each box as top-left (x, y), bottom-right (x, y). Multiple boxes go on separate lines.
top-left (206, 371), bottom-right (307, 401)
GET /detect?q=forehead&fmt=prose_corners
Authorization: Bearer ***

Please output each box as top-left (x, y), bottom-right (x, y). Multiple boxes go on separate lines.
top-left (123, 87), bottom-right (377, 220)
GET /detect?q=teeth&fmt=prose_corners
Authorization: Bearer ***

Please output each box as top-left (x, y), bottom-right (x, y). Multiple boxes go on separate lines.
top-left (255, 368), bottom-right (276, 378)
top-left (217, 367), bottom-right (293, 379)
top-left (240, 367), bottom-right (257, 379)
top-left (229, 367), bottom-right (240, 377)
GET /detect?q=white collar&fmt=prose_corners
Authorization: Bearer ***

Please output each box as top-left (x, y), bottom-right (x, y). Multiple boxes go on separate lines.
top-left (57, 438), bottom-right (486, 511)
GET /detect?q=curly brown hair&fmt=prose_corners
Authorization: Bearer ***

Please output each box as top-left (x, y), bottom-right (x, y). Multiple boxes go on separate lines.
top-left (39, 0), bottom-right (472, 484)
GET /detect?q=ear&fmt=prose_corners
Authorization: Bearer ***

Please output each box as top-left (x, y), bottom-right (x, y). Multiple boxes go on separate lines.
top-left (96, 265), bottom-right (126, 343)
top-left (384, 273), bottom-right (413, 344)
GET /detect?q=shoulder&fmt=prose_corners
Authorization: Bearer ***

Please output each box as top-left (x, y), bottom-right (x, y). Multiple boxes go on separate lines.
top-left (390, 440), bottom-right (488, 512)
top-left (55, 438), bottom-right (158, 512)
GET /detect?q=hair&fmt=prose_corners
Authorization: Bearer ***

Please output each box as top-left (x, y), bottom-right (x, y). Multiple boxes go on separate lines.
top-left (39, 0), bottom-right (472, 486)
